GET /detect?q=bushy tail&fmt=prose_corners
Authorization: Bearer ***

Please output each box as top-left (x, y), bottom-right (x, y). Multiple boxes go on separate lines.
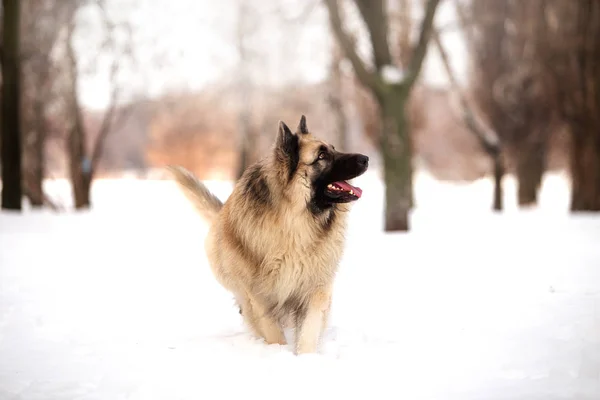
top-left (166, 165), bottom-right (224, 223)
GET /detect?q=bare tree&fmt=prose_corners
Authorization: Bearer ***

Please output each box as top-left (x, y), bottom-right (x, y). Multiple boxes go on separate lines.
top-left (542, 0), bottom-right (600, 211)
top-left (500, 0), bottom-right (553, 207)
top-left (431, 27), bottom-right (503, 210)
top-left (235, 0), bottom-right (317, 178)
top-left (327, 42), bottom-right (349, 152)
top-left (460, 0), bottom-right (555, 209)
top-left (324, 0), bottom-right (441, 231)
top-left (1, 0), bottom-right (22, 210)
top-left (234, 0), bottom-right (258, 180)
top-left (457, 0), bottom-right (511, 210)
top-left (20, 0), bottom-right (74, 208)
top-left (63, 0), bottom-right (133, 208)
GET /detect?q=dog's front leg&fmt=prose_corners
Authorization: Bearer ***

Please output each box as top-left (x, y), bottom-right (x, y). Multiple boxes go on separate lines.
top-left (295, 287), bottom-right (331, 355)
top-left (243, 294), bottom-right (287, 346)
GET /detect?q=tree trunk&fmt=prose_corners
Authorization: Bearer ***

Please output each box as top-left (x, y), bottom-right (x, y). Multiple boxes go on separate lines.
top-left (516, 139), bottom-right (546, 207)
top-left (492, 152), bottom-right (504, 211)
top-left (329, 44), bottom-right (348, 152)
top-left (236, 135), bottom-right (250, 180)
top-left (236, 108), bottom-right (252, 180)
top-left (70, 157), bottom-right (92, 209)
top-left (68, 121), bottom-right (92, 209)
top-left (73, 174), bottom-right (92, 209)
top-left (28, 94), bottom-right (46, 207)
top-left (380, 88), bottom-right (412, 232)
top-left (67, 147), bottom-right (93, 210)
top-left (334, 106), bottom-right (349, 153)
top-left (570, 129), bottom-right (600, 211)
top-left (29, 136), bottom-right (45, 207)
top-left (1, 0), bottom-right (22, 210)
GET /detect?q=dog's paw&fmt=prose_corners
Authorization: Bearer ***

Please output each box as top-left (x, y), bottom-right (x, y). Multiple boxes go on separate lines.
top-left (265, 338), bottom-right (287, 346)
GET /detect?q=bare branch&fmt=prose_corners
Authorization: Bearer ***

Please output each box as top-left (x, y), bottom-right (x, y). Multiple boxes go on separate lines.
top-left (389, 8), bottom-right (506, 36)
top-left (323, 0), bottom-right (383, 94)
top-left (404, 0), bottom-right (441, 89)
top-left (396, 0), bottom-right (413, 67)
top-left (65, 19), bottom-right (87, 161)
top-left (432, 28), bottom-right (500, 154)
top-left (354, 0), bottom-right (393, 70)
top-left (90, 81), bottom-right (118, 173)
top-left (453, 0), bottom-right (473, 46)
top-left (88, 0), bottom-right (134, 175)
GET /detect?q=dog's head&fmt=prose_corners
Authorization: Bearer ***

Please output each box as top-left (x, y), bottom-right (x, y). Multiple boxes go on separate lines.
top-left (274, 115), bottom-right (369, 212)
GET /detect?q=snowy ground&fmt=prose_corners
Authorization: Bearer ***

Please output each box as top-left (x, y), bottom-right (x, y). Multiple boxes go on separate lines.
top-left (1, 168), bottom-right (599, 400)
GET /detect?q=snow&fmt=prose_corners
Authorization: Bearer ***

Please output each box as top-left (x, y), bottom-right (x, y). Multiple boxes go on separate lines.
top-left (1, 168), bottom-right (599, 400)
top-left (381, 64), bottom-right (405, 84)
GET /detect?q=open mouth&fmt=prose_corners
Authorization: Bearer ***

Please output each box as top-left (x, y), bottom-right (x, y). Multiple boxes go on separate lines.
top-left (318, 152), bottom-right (368, 204)
top-left (325, 180), bottom-right (363, 201)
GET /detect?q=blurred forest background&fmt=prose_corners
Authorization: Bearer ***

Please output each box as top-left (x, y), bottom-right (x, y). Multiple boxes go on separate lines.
top-left (0, 0), bottom-right (599, 232)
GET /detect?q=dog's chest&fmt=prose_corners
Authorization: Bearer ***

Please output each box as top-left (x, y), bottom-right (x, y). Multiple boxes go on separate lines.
top-left (257, 209), bottom-right (348, 293)
top-left (268, 231), bottom-right (345, 290)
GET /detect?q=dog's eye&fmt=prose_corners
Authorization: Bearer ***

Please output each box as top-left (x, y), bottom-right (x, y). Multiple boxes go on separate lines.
top-left (318, 152), bottom-right (326, 160)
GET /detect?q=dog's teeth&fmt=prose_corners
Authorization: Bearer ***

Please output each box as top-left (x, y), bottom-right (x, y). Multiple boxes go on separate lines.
top-left (349, 190), bottom-right (354, 195)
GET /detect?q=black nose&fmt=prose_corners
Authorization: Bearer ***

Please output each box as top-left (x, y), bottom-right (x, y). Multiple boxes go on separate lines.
top-left (357, 155), bottom-right (369, 168)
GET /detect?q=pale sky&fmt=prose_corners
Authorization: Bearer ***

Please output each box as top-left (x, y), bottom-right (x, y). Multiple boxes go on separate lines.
top-left (77, 0), bottom-right (467, 111)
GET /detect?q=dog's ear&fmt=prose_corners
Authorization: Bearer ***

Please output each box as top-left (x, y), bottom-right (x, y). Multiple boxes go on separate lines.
top-left (275, 121), bottom-right (299, 179)
top-left (297, 115), bottom-right (308, 135)
top-left (276, 121), bottom-right (296, 150)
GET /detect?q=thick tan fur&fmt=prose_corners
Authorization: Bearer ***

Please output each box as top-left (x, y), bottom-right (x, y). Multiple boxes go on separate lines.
top-left (165, 165), bottom-right (224, 222)
top-left (168, 117), bottom-right (362, 354)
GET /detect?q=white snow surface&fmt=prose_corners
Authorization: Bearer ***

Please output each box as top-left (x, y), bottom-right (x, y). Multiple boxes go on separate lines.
top-left (1, 169), bottom-right (599, 400)
top-left (381, 64), bottom-right (406, 84)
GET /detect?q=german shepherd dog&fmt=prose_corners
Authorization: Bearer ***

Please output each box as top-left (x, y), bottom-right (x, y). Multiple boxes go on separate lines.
top-left (167, 115), bottom-right (369, 354)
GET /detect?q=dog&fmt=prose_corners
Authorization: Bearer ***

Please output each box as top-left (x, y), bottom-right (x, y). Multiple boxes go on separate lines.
top-left (167, 115), bottom-right (369, 354)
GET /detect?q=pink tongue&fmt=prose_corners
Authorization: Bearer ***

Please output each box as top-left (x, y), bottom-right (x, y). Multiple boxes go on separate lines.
top-left (334, 181), bottom-right (363, 198)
